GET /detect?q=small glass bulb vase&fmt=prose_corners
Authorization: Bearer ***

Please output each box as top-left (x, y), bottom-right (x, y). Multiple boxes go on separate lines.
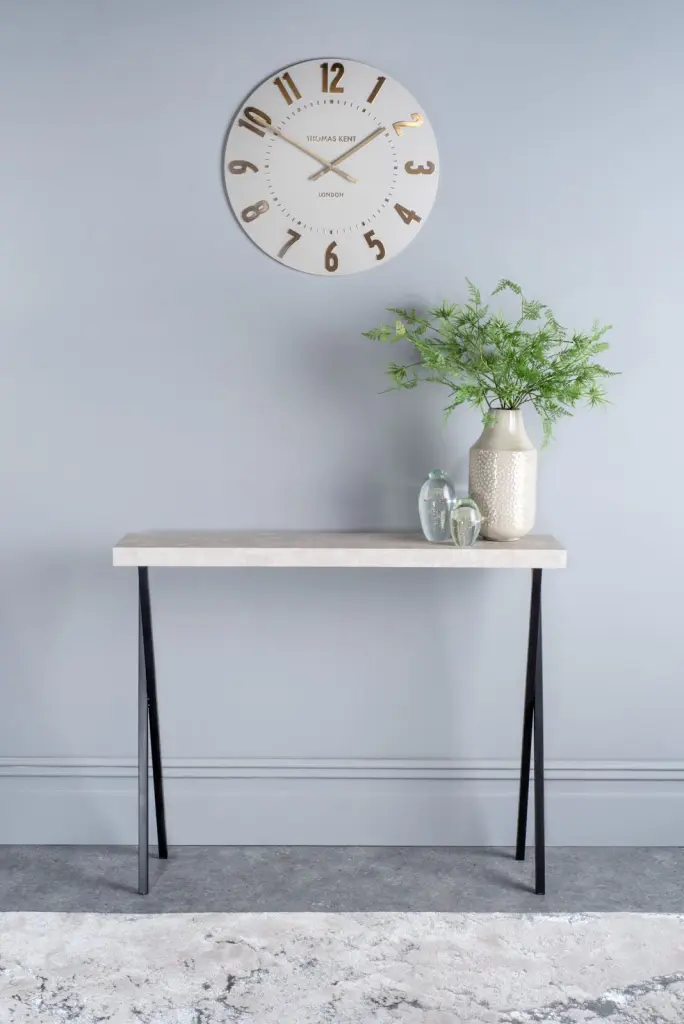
top-left (450, 497), bottom-right (482, 547)
top-left (419, 470), bottom-right (456, 543)
top-left (468, 409), bottom-right (537, 542)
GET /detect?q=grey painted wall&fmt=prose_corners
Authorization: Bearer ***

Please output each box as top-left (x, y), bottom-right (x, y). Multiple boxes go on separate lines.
top-left (1, 0), bottom-right (682, 845)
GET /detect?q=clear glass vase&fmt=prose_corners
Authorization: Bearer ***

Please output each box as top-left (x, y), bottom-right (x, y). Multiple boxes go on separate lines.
top-left (450, 496), bottom-right (482, 547)
top-left (419, 470), bottom-right (456, 543)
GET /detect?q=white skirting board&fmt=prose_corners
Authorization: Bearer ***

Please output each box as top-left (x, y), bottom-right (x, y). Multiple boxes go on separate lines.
top-left (0, 758), bottom-right (682, 845)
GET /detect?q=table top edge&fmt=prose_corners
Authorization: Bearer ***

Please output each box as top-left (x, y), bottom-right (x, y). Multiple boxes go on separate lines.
top-left (112, 531), bottom-right (567, 568)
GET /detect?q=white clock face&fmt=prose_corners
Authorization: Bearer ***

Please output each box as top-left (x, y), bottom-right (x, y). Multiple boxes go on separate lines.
top-left (223, 59), bottom-right (439, 276)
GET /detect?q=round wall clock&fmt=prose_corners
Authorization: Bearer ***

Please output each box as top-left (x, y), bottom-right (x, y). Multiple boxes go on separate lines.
top-left (222, 58), bottom-right (439, 276)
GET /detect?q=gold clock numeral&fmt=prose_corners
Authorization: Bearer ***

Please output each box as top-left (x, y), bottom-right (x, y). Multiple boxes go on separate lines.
top-left (366, 76), bottom-right (386, 104)
top-left (273, 71), bottom-right (302, 105)
top-left (394, 203), bottom-right (422, 225)
top-left (238, 106), bottom-right (272, 138)
top-left (241, 199), bottom-right (270, 223)
top-left (324, 240), bottom-right (339, 272)
top-left (363, 230), bottom-right (385, 261)
top-left (321, 61), bottom-right (345, 93)
top-left (277, 229), bottom-right (302, 259)
top-left (227, 159), bottom-right (259, 174)
top-left (392, 113), bottom-right (424, 137)
top-left (404, 160), bottom-right (435, 175)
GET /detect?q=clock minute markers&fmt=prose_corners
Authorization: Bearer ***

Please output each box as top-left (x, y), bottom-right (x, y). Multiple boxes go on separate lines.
top-left (308, 126), bottom-right (387, 182)
top-left (267, 107), bottom-right (396, 240)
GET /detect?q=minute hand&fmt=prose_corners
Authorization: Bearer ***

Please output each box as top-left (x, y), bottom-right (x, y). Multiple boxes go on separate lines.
top-left (308, 127), bottom-right (386, 181)
top-left (267, 126), bottom-right (357, 184)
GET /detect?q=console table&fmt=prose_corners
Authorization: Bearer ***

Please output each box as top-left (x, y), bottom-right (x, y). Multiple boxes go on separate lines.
top-left (113, 531), bottom-right (567, 896)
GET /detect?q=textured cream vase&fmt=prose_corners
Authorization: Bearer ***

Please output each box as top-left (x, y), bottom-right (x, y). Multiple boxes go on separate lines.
top-left (469, 409), bottom-right (537, 541)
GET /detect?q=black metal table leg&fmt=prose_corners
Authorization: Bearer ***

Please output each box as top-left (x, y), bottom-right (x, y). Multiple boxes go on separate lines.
top-left (137, 590), bottom-right (149, 895)
top-left (533, 588), bottom-right (545, 894)
top-left (515, 568), bottom-right (545, 894)
top-left (515, 571), bottom-right (537, 860)
top-left (139, 567), bottom-right (168, 861)
top-left (137, 567), bottom-right (168, 895)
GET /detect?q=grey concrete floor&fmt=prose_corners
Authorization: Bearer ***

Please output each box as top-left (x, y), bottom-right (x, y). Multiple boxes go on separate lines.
top-left (0, 846), bottom-right (682, 913)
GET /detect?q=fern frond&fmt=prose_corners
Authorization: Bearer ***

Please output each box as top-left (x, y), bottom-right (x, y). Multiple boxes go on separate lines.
top-left (364, 280), bottom-right (617, 439)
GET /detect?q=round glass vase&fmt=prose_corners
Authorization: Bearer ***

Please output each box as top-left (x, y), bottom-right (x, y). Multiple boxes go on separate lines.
top-left (419, 470), bottom-right (456, 543)
top-left (449, 497), bottom-right (482, 547)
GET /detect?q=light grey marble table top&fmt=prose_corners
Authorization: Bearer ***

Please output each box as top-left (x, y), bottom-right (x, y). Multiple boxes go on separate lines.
top-left (113, 531), bottom-right (566, 569)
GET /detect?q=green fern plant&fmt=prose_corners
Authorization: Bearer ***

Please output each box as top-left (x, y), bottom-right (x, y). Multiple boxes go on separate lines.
top-left (363, 279), bottom-right (617, 444)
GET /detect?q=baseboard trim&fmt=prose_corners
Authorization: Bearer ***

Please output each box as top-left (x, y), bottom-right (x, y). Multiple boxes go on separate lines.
top-left (2, 758), bottom-right (683, 845)
top-left (1, 756), bottom-right (683, 780)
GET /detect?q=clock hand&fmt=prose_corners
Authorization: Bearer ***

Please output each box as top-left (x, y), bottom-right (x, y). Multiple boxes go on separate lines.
top-left (308, 127), bottom-right (387, 181)
top-left (266, 126), bottom-right (357, 184)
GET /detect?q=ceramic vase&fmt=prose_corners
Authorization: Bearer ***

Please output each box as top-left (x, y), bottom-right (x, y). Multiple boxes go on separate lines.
top-left (468, 410), bottom-right (537, 541)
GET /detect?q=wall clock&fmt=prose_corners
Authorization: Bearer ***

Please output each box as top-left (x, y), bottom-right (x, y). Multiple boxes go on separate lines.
top-left (222, 58), bottom-right (439, 276)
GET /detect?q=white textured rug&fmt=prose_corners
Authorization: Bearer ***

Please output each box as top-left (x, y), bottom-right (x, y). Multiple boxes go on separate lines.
top-left (1, 913), bottom-right (683, 1022)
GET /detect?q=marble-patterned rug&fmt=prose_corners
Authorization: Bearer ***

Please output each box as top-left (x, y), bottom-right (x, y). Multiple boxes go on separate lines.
top-left (1, 912), bottom-right (683, 1022)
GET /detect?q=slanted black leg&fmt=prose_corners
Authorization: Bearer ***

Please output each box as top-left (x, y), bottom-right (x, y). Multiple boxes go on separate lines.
top-left (533, 589), bottom-right (545, 894)
top-left (515, 568), bottom-right (545, 894)
top-left (137, 567), bottom-right (168, 895)
top-left (137, 590), bottom-right (149, 895)
top-left (139, 567), bottom-right (168, 861)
